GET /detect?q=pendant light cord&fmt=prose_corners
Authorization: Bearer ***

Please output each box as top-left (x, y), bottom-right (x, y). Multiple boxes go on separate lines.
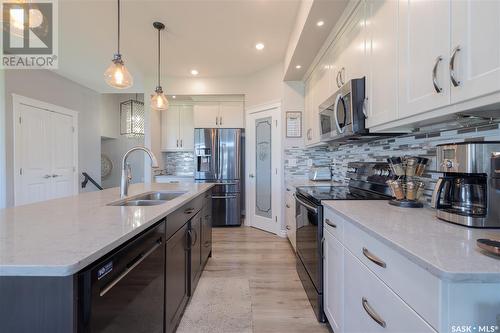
top-left (117, 0), bottom-right (121, 54)
top-left (157, 27), bottom-right (161, 87)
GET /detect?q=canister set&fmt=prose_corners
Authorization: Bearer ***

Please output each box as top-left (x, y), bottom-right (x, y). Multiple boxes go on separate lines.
top-left (387, 156), bottom-right (429, 208)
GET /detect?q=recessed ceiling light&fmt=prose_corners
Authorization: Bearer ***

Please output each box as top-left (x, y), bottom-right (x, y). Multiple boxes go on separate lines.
top-left (296, 65), bottom-right (302, 69)
top-left (255, 43), bottom-right (265, 50)
top-left (172, 95), bottom-right (176, 99)
top-left (190, 69), bottom-right (199, 76)
top-left (317, 20), bottom-right (325, 27)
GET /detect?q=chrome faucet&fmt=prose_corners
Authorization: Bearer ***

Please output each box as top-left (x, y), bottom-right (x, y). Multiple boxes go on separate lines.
top-left (120, 146), bottom-right (159, 198)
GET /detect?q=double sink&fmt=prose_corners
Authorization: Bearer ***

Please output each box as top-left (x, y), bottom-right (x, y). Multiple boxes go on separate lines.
top-left (108, 191), bottom-right (187, 206)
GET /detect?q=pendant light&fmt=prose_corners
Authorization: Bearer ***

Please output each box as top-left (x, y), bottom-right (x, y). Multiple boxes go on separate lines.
top-left (151, 21), bottom-right (169, 111)
top-left (104, 0), bottom-right (133, 89)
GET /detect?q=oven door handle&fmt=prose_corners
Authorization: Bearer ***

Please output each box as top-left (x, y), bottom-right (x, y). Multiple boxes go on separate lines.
top-left (295, 196), bottom-right (318, 214)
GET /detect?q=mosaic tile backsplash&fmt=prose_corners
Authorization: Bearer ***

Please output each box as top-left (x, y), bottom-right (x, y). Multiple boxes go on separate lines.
top-left (285, 123), bottom-right (500, 204)
top-left (162, 151), bottom-right (195, 176)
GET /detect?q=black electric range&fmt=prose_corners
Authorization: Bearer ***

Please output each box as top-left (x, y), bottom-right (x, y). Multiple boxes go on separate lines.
top-left (295, 162), bottom-right (394, 323)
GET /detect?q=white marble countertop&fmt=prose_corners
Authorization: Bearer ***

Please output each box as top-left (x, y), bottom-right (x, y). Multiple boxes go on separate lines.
top-left (0, 182), bottom-right (213, 277)
top-left (323, 201), bottom-right (500, 282)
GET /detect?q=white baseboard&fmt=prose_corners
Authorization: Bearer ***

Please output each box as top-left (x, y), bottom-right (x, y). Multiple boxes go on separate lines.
top-left (277, 229), bottom-right (287, 238)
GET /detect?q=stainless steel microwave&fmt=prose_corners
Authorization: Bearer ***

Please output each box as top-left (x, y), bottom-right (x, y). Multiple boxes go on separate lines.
top-left (319, 77), bottom-right (372, 143)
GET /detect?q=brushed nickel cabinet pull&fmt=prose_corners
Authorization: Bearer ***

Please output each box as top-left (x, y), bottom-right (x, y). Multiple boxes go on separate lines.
top-left (450, 45), bottom-right (461, 87)
top-left (325, 218), bottom-right (337, 228)
top-left (432, 56), bottom-right (443, 93)
top-left (362, 297), bottom-right (386, 328)
top-left (362, 247), bottom-right (386, 268)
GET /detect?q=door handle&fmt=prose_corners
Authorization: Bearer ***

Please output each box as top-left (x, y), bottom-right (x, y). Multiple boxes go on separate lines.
top-left (211, 195), bottom-right (238, 199)
top-left (100, 239), bottom-right (162, 297)
top-left (184, 208), bottom-right (195, 215)
top-left (450, 45), bottom-right (461, 87)
top-left (432, 56), bottom-right (443, 93)
top-left (362, 247), bottom-right (386, 268)
top-left (325, 218), bottom-right (336, 228)
top-left (362, 297), bottom-right (386, 328)
top-left (249, 173), bottom-right (254, 178)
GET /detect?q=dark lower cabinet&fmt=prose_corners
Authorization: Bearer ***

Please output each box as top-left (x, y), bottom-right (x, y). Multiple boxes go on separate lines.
top-left (201, 193), bottom-right (213, 268)
top-left (188, 212), bottom-right (202, 295)
top-left (165, 223), bottom-right (189, 333)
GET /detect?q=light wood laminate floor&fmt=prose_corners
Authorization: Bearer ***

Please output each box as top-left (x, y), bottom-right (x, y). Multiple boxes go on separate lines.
top-left (200, 226), bottom-right (330, 333)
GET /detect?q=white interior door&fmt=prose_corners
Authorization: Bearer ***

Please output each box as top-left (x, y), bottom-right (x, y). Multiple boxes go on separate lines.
top-left (14, 96), bottom-right (78, 206)
top-left (16, 103), bottom-right (52, 205)
top-left (50, 112), bottom-right (76, 199)
top-left (246, 105), bottom-right (282, 234)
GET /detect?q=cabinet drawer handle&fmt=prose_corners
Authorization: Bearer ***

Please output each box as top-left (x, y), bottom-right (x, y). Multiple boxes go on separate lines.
top-left (432, 56), bottom-right (443, 93)
top-left (184, 208), bottom-right (195, 214)
top-left (325, 218), bottom-right (336, 228)
top-left (362, 247), bottom-right (386, 268)
top-left (362, 297), bottom-right (386, 328)
top-left (450, 45), bottom-right (461, 87)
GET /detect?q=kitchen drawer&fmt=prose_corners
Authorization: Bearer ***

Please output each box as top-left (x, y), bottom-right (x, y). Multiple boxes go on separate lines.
top-left (344, 250), bottom-right (436, 333)
top-left (323, 206), bottom-right (344, 242)
top-left (165, 194), bottom-right (203, 240)
top-left (343, 221), bottom-right (440, 330)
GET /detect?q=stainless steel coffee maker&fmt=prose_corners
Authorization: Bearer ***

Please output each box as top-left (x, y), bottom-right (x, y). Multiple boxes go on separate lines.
top-left (431, 142), bottom-right (500, 228)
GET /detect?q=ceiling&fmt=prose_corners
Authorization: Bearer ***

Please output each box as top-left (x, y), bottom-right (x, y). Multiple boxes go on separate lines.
top-left (56, 0), bottom-right (301, 93)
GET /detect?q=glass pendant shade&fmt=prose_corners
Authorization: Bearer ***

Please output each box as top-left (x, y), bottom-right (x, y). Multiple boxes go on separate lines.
top-left (104, 55), bottom-right (133, 89)
top-left (151, 87), bottom-right (169, 111)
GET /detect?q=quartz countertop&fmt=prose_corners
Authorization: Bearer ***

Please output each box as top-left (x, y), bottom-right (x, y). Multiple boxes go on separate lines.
top-left (322, 201), bottom-right (500, 282)
top-left (0, 182), bottom-right (213, 277)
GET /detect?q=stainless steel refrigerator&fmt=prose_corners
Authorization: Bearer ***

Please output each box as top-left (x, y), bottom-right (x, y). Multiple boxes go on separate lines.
top-left (195, 128), bottom-right (244, 226)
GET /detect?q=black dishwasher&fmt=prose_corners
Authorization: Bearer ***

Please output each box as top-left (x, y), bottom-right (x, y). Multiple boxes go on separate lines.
top-left (78, 221), bottom-right (165, 333)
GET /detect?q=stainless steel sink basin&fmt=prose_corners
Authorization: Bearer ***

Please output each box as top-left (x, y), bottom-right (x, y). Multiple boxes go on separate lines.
top-left (112, 200), bottom-right (167, 207)
top-left (108, 191), bottom-right (187, 206)
top-left (134, 191), bottom-right (187, 201)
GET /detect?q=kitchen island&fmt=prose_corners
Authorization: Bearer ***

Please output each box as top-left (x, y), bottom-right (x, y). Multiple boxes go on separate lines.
top-left (0, 182), bottom-right (214, 333)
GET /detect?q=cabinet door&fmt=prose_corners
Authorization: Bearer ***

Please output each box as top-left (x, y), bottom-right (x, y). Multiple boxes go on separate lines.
top-left (323, 229), bottom-right (344, 333)
top-left (165, 223), bottom-right (189, 333)
top-left (161, 106), bottom-right (180, 151)
top-left (450, 1), bottom-right (500, 103)
top-left (189, 213), bottom-right (202, 295)
top-left (201, 193), bottom-right (212, 267)
top-left (285, 190), bottom-right (296, 251)
top-left (179, 105), bottom-right (194, 150)
top-left (219, 102), bottom-right (244, 128)
top-left (398, 0), bottom-right (451, 118)
top-left (304, 78), bottom-right (314, 145)
top-left (341, 2), bottom-right (367, 83)
top-left (193, 103), bottom-right (219, 128)
top-left (365, 0), bottom-right (399, 128)
top-left (306, 71), bottom-right (322, 146)
top-left (315, 54), bottom-right (331, 109)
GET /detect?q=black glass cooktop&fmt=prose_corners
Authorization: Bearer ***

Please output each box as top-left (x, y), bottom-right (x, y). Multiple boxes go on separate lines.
top-left (296, 186), bottom-right (391, 205)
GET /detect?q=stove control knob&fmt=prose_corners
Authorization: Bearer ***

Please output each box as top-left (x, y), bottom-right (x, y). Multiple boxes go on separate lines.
top-left (445, 160), bottom-right (453, 169)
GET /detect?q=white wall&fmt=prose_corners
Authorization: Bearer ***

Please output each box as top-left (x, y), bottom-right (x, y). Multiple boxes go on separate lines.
top-left (4, 70), bottom-right (102, 207)
top-left (0, 70), bottom-right (5, 209)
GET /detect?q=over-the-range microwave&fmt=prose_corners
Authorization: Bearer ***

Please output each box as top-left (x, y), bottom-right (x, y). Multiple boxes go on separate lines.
top-left (319, 77), bottom-right (396, 144)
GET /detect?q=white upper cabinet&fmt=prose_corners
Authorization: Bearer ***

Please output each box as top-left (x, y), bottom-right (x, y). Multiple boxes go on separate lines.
top-left (219, 102), bottom-right (245, 128)
top-left (193, 102), bottom-right (220, 128)
top-left (304, 71), bottom-right (322, 146)
top-left (398, 0), bottom-right (451, 119)
top-left (193, 102), bottom-right (244, 128)
top-left (341, 3), bottom-right (367, 83)
top-left (365, 0), bottom-right (399, 128)
top-left (161, 105), bottom-right (194, 151)
top-left (179, 105), bottom-right (194, 150)
top-left (450, 0), bottom-right (500, 104)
